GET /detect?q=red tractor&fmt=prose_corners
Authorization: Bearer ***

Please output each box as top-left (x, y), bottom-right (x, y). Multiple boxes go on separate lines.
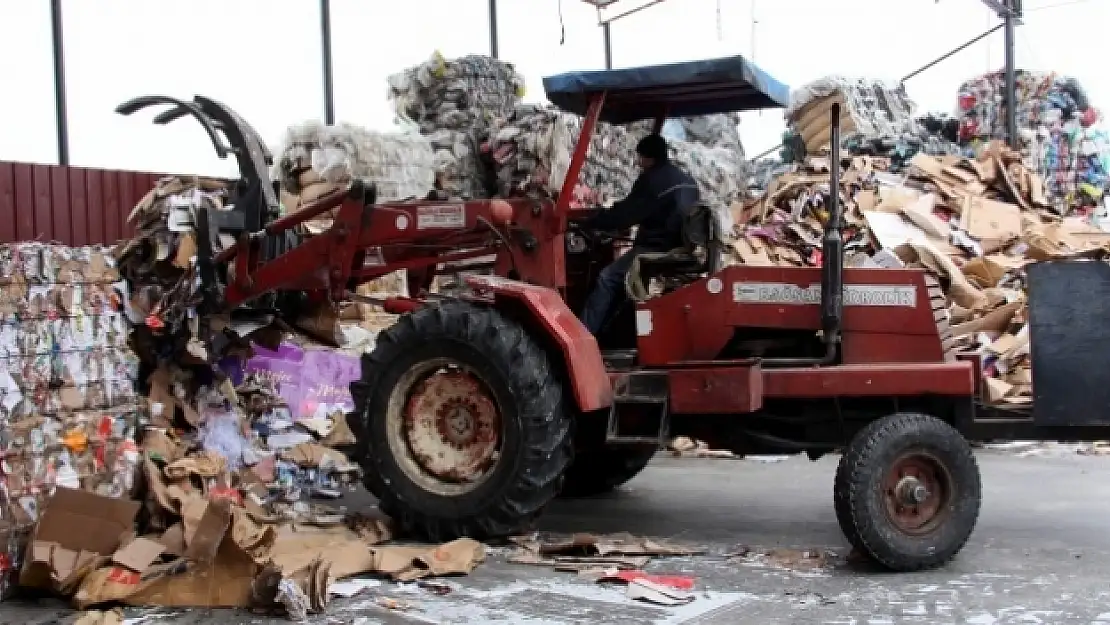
top-left (119, 56), bottom-right (1110, 572)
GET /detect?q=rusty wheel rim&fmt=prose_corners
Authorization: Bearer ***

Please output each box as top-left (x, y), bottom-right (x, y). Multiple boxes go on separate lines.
top-left (386, 358), bottom-right (502, 496)
top-left (881, 451), bottom-right (953, 536)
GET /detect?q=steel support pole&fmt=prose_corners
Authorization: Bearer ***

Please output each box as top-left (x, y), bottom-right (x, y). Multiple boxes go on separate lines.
top-left (1003, 1), bottom-right (1018, 148)
top-left (320, 0), bottom-right (335, 125)
top-left (602, 22), bottom-right (613, 69)
top-left (489, 0), bottom-right (499, 58)
top-left (50, 0), bottom-right (69, 166)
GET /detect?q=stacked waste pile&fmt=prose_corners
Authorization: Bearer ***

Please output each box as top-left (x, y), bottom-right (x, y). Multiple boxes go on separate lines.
top-left (786, 77), bottom-right (963, 172)
top-left (487, 104), bottom-right (744, 209)
top-left (387, 52), bottom-right (525, 199)
top-left (0, 243), bottom-right (143, 599)
top-left (628, 113), bottom-right (746, 153)
top-left (787, 77), bottom-right (918, 154)
top-left (957, 70), bottom-right (1110, 212)
top-left (731, 140), bottom-right (1110, 405)
top-left (10, 186), bottom-right (488, 615)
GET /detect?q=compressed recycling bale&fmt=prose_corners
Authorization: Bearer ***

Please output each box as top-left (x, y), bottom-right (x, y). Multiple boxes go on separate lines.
top-left (426, 128), bottom-right (488, 199)
top-left (957, 70), bottom-right (1110, 213)
top-left (386, 52), bottom-right (525, 134)
top-left (489, 104), bottom-right (746, 210)
top-left (275, 121), bottom-right (436, 203)
top-left (787, 76), bottom-right (918, 152)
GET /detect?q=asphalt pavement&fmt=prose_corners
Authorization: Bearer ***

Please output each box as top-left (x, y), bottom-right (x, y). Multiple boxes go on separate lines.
top-left (6, 447), bottom-right (1110, 625)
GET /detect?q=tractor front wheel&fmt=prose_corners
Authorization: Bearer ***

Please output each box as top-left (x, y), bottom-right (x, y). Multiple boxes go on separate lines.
top-left (351, 301), bottom-right (573, 542)
top-left (833, 412), bottom-right (981, 572)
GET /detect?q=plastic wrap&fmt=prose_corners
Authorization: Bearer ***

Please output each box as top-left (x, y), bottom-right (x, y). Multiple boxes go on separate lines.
top-left (275, 121), bottom-right (436, 203)
top-left (957, 70), bottom-right (1110, 212)
top-left (0, 243), bottom-right (143, 599)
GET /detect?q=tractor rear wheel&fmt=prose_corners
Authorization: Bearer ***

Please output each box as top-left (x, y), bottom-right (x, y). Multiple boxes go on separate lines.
top-left (350, 301), bottom-right (573, 542)
top-left (559, 446), bottom-right (657, 498)
top-left (833, 412), bottom-right (981, 572)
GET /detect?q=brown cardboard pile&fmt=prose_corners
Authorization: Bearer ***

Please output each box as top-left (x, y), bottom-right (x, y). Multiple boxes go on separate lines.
top-left (0, 243), bottom-right (144, 599)
top-left (9, 367), bottom-right (485, 616)
top-left (730, 140), bottom-right (1110, 405)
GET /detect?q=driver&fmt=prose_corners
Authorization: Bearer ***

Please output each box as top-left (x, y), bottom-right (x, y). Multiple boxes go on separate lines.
top-left (578, 133), bottom-right (700, 335)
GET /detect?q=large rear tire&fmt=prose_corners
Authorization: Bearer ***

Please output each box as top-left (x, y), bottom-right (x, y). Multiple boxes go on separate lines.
top-left (559, 447), bottom-right (656, 498)
top-left (833, 412), bottom-right (981, 571)
top-left (350, 301), bottom-right (573, 542)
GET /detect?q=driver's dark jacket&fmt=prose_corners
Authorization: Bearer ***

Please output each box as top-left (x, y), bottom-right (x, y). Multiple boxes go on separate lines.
top-left (584, 161), bottom-right (700, 251)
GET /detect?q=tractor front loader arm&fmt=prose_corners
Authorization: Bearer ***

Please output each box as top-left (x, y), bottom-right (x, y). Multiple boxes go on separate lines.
top-left (116, 95), bottom-right (302, 359)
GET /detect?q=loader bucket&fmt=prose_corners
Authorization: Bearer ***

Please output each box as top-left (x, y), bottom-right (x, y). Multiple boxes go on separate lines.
top-left (1027, 260), bottom-right (1110, 426)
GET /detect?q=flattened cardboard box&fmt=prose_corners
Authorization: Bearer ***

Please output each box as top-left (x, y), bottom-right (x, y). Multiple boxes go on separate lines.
top-left (20, 487), bottom-right (140, 593)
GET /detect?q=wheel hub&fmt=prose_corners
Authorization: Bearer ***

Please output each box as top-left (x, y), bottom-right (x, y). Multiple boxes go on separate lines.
top-left (402, 371), bottom-right (500, 485)
top-left (896, 476), bottom-right (930, 505)
top-left (882, 453), bottom-right (952, 536)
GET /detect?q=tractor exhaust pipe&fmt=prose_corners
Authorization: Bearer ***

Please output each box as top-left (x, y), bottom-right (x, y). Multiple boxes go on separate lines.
top-left (762, 103), bottom-right (843, 368)
top-left (821, 102), bottom-right (845, 349)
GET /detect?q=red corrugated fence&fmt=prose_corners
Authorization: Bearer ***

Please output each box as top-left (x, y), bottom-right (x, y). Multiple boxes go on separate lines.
top-left (0, 161), bottom-right (164, 247)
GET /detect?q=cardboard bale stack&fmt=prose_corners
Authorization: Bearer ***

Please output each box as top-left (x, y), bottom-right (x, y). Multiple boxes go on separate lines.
top-left (730, 140), bottom-right (1110, 406)
top-left (0, 243), bottom-right (143, 599)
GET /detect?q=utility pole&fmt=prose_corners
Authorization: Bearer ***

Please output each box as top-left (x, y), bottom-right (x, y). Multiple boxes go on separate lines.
top-left (1002, 0), bottom-right (1021, 148)
top-left (320, 0), bottom-right (335, 125)
top-left (50, 0), bottom-right (69, 166)
top-left (978, 0), bottom-right (1023, 148)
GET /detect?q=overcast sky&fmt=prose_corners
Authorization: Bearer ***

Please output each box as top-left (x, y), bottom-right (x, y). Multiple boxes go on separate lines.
top-left (0, 0), bottom-right (1103, 178)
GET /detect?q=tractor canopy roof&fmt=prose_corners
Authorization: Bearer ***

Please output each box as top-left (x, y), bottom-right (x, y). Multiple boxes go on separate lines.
top-left (542, 55), bottom-right (790, 125)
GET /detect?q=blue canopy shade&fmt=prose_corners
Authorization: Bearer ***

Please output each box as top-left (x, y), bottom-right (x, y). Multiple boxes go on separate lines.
top-left (543, 55), bottom-right (790, 125)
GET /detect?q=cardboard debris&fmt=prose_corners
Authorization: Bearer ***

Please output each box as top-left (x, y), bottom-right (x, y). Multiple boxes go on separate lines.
top-left (733, 139), bottom-right (1110, 406)
top-left (509, 533), bottom-right (699, 574)
top-left (626, 578), bottom-right (696, 606)
top-left (667, 436), bottom-right (737, 458)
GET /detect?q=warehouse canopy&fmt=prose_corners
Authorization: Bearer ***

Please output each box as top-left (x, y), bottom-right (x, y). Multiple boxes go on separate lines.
top-left (543, 55), bottom-right (791, 124)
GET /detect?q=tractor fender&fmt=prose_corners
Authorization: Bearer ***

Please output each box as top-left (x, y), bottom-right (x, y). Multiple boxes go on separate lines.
top-left (464, 275), bottom-right (613, 412)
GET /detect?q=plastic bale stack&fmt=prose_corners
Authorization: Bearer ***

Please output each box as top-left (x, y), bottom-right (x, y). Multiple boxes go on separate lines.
top-left (387, 52), bottom-right (526, 199)
top-left (956, 70), bottom-right (1110, 213)
top-left (0, 243), bottom-right (142, 599)
top-left (487, 104), bottom-right (746, 212)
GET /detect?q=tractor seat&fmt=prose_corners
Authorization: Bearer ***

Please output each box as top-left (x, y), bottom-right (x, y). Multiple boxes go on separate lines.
top-left (624, 204), bottom-right (725, 302)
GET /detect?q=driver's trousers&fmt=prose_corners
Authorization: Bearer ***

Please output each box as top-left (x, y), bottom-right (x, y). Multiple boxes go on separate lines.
top-left (581, 246), bottom-right (649, 335)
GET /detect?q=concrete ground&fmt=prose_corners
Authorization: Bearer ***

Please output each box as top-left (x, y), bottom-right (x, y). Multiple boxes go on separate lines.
top-left (7, 448), bottom-right (1110, 625)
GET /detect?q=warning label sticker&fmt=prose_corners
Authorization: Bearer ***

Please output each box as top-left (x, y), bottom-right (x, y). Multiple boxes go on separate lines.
top-left (417, 204), bottom-right (466, 229)
top-left (732, 282), bottom-right (917, 308)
